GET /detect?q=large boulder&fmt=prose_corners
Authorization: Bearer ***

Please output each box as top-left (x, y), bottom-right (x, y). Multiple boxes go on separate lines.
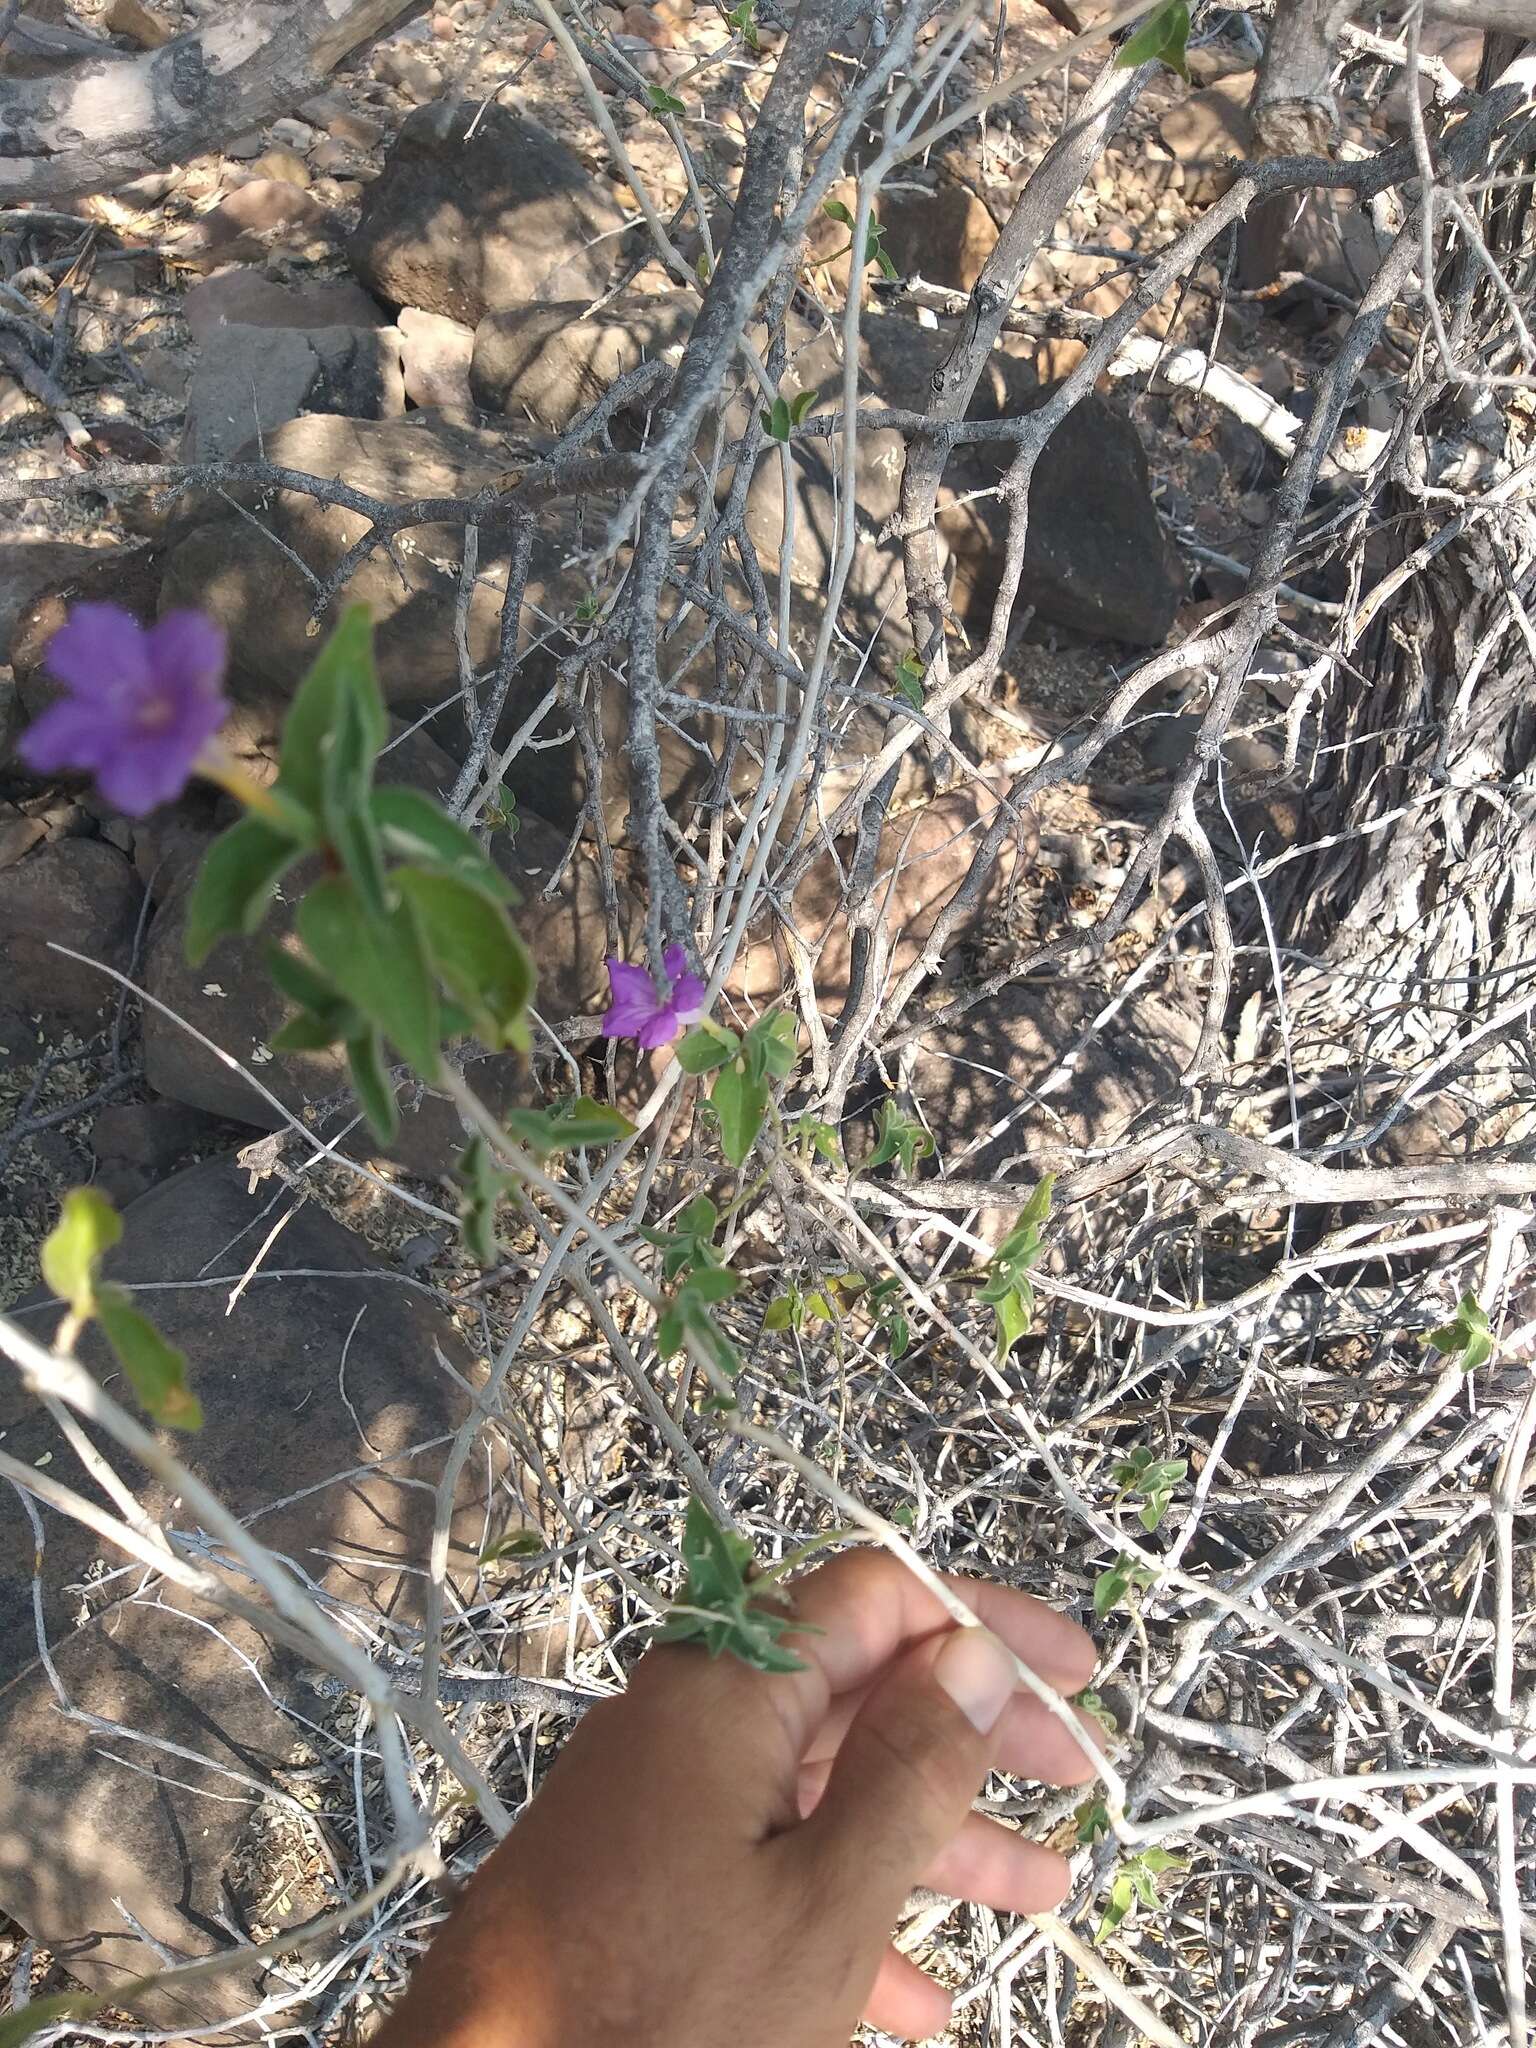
top-left (350, 99), bottom-right (632, 324)
top-left (470, 295), bottom-right (692, 427)
top-left (157, 413), bottom-right (564, 704)
top-left (0, 1157), bottom-right (509, 2023)
top-left (0, 838), bottom-right (142, 1023)
top-left (140, 732), bottom-right (628, 1174)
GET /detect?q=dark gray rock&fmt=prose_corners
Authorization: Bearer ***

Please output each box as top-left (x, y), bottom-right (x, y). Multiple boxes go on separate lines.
top-left (8, 546), bottom-right (165, 724)
top-left (0, 542), bottom-right (104, 667)
top-left (181, 321), bottom-right (405, 461)
top-left (470, 295), bottom-right (691, 427)
top-left (0, 1154), bottom-right (506, 2023)
top-left (350, 99), bottom-right (631, 324)
top-left (0, 839), bottom-right (142, 1023)
top-left (874, 979), bottom-right (1200, 1181)
top-left (744, 315), bottom-right (1183, 649)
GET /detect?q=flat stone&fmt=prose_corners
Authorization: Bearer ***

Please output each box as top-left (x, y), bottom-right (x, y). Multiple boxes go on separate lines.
top-left (183, 268), bottom-right (387, 340)
top-left (248, 143), bottom-right (312, 189)
top-left (470, 294), bottom-right (691, 427)
top-left (186, 179), bottom-right (324, 250)
top-left (157, 413), bottom-right (555, 703)
top-left (180, 320), bottom-right (404, 460)
top-left (0, 540), bottom-right (104, 663)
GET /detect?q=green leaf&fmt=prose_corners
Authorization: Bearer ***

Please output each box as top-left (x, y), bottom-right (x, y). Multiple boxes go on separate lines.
top-left (266, 944), bottom-right (359, 1048)
top-left (788, 1111), bottom-right (841, 1163)
top-left (822, 197), bottom-right (853, 227)
top-left (1115, 0), bottom-right (1191, 80)
top-left (41, 1186), bottom-right (121, 1317)
top-left (1078, 1689), bottom-right (1119, 1738)
top-left (1094, 1553), bottom-right (1156, 1618)
top-left (299, 876), bottom-right (441, 1080)
top-left (989, 1282), bottom-right (1033, 1361)
top-left (371, 787), bottom-right (515, 901)
top-left (646, 82), bottom-right (686, 115)
top-left (504, 1099), bottom-right (636, 1160)
top-left (1095, 1872), bottom-right (1138, 1943)
top-left (695, 251), bottom-right (711, 284)
top-left (640, 1194), bottom-right (720, 1281)
top-left (278, 606), bottom-right (380, 817)
top-left (789, 388), bottom-right (818, 425)
top-left (184, 818), bottom-right (300, 964)
top-left (684, 1262), bottom-right (739, 1306)
top-left (894, 648), bottom-right (925, 711)
top-left (323, 665), bottom-right (388, 920)
top-left (394, 867), bottom-right (534, 1053)
top-left (97, 1290), bottom-right (202, 1430)
top-left (723, 0), bottom-right (759, 49)
top-left (676, 1021), bottom-right (739, 1074)
top-left (745, 1008), bottom-right (799, 1081)
top-left (1075, 1795), bottom-right (1111, 1845)
top-left (480, 1527), bottom-right (545, 1565)
top-left (658, 1496), bottom-right (805, 1673)
top-left (711, 1061), bottom-right (769, 1168)
top-left (763, 1293), bottom-right (798, 1333)
top-left (347, 1029), bottom-right (399, 1145)
top-left (1427, 1292), bottom-right (1494, 1373)
top-left (760, 395), bottom-right (792, 443)
top-left (270, 1011), bottom-right (346, 1054)
top-left (866, 1099), bottom-right (934, 1176)
top-left (457, 1135), bottom-right (511, 1265)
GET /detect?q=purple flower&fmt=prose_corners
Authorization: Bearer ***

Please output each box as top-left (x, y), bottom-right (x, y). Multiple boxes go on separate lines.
top-left (20, 604), bottom-right (230, 817)
top-left (601, 942), bottom-right (706, 1049)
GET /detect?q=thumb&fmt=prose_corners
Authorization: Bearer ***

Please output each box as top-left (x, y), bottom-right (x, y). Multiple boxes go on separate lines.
top-left (793, 1625), bottom-right (1019, 1926)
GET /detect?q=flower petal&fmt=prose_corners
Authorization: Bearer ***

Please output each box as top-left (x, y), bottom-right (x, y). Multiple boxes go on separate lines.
top-left (636, 1005), bottom-right (682, 1049)
top-left (146, 610), bottom-right (229, 705)
top-left (669, 972), bottom-right (706, 1021)
top-left (94, 739), bottom-right (195, 817)
top-left (18, 698), bottom-right (112, 775)
top-left (662, 942), bottom-right (690, 981)
top-left (44, 603), bottom-right (150, 700)
top-left (601, 958), bottom-right (661, 1039)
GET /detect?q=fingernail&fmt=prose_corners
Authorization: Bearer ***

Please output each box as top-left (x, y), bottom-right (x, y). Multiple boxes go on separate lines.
top-left (933, 1626), bottom-right (1017, 1733)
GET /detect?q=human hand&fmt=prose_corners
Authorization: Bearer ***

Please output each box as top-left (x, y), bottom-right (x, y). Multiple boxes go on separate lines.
top-left (377, 1549), bottom-right (1100, 2048)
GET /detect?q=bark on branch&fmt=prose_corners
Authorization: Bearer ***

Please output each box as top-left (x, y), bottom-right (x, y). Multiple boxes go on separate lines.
top-left (0, 0), bottom-right (427, 203)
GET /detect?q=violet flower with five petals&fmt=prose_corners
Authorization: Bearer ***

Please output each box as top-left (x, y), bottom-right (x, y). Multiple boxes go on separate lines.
top-left (601, 942), bottom-right (706, 1048)
top-left (21, 603), bottom-right (230, 817)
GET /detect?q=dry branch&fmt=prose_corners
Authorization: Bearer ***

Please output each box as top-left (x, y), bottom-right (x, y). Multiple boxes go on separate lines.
top-left (0, 0), bottom-right (428, 202)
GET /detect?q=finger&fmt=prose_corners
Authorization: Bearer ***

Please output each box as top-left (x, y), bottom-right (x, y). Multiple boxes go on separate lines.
top-left (862, 1948), bottom-right (953, 2041)
top-left (797, 1756), bottom-right (1072, 1915)
top-left (625, 1549), bottom-right (1095, 1834)
top-left (804, 1683), bottom-right (1110, 1788)
top-left (794, 1627), bottom-right (1019, 1932)
top-left (919, 1811), bottom-right (1072, 1915)
top-left (759, 1549), bottom-right (1097, 1765)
